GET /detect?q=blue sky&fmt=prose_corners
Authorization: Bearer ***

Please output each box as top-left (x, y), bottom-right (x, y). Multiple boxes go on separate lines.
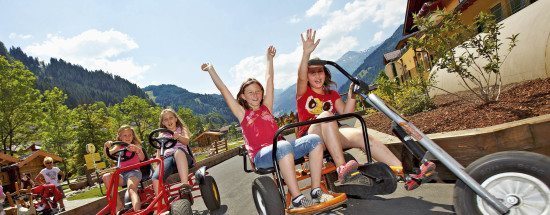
top-left (0, 0), bottom-right (406, 94)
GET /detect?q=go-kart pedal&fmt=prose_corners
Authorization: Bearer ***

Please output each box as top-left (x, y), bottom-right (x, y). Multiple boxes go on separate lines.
top-left (331, 162), bottom-right (398, 199)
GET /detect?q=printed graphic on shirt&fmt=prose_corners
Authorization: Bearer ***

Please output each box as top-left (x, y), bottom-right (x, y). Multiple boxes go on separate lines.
top-left (305, 96), bottom-right (333, 115)
top-left (245, 109), bottom-right (275, 126)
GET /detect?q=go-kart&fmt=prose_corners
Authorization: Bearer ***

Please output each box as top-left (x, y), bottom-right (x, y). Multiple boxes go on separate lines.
top-left (5, 184), bottom-right (63, 215)
top-left (239, 117), bottom-right (364, 214)
top-left (305, 59), bottom-right (550, 215)
top-left (97, 128), bottom-right (221, 215)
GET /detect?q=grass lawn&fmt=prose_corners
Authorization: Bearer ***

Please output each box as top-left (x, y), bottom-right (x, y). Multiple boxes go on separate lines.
top-left (67, 186), bottom-right (107, 201)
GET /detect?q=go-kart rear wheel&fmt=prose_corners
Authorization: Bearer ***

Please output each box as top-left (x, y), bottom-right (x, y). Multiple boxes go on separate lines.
top-left (453, 151), bottom-right (550, 215)
top-left (252, 176), bottom-right (284, 215)
top-left (169, 199), bottom-right (192, 215)
top-left (199, 175), bottom-right (221, 211)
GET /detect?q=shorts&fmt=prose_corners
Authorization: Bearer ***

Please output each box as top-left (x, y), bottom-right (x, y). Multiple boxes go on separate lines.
top-left (152, 148), bottom-right (194, 181)
top-left (254, 134), bottom-right (321, 169)
top-left (120, 169), bottom-right (143, 186)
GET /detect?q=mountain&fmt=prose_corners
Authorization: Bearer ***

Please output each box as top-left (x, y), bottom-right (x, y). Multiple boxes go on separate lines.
top-left (1, 42), bottom-right (149, 107)
top-left (331, 44), bottom-right (380, 89)
top-left (273, 44), bottom-right (380, 116)
top-left (340, 24), bottom-right (404, 92)
top-left (143, 84), bottom-right (237, 123)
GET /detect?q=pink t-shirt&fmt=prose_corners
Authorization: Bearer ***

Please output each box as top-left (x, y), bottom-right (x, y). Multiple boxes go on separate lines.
top-left (119, 146), bottom-right (141, 168)
top-left (160, 127), bottom-right (190, 157)
top-left (296, 86), bottom-right (341, 137)
top-left (241, 105), bottom-right (279, 160)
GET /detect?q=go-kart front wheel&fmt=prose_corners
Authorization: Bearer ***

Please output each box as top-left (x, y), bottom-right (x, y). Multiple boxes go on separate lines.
top-left (252, 176), bottom-right (284, 215)
top-left (169, 199), bottom-right (192, 215)
top-left (453, 151), bottom-right (550, 215)
top-left (199, 175), bottom-right (221, 211)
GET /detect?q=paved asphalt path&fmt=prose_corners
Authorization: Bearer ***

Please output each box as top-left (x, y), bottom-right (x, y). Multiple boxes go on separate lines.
top-left (189, 149), bottom-right (456, 215)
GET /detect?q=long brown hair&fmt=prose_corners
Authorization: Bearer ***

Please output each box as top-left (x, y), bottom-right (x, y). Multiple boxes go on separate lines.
top-left (117, 125), bottom-right (142, 147)
top-left (236, 78), bottom-right (264, 110)
top-left (308, 60), bottom-right (336, 93)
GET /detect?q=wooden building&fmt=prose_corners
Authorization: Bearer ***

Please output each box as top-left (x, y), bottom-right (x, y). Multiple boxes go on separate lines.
top-left (193, 131), bottom-right (224, 147)
top-left (0, 152), bottom-right (19, 190)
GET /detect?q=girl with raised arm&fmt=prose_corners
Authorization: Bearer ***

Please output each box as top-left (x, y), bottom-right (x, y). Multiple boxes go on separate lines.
top-left (202, 46), bottom-right (334, 209)
top-left (296, 29), bottom-right (436, 190)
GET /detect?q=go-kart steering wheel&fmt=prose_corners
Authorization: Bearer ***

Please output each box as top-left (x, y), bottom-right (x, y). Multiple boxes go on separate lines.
top-left (105, 141), bottom-right (136, 161)
top-left (148, 128), bottom-right (178, 150)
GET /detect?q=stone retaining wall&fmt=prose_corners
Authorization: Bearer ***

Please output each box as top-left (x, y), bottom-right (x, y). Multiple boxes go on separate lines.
top-left (384, 114), bottom-right (550, 180)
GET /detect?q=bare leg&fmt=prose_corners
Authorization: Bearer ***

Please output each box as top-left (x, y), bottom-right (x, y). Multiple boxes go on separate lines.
top-left (308, 111), bottom-right (347, 167)
top-left (278, 154), bottom-right (301, 198)
top-left (339, 127), bottom-right (402, 166)
top-left (126, 177), bottom-right (141, 211)
top-left (102, 173), bottom-right (122, 211)
top-left (173, 150), bottom-right (190, 184)
top-left (307, 143), bottom-right (324, 189)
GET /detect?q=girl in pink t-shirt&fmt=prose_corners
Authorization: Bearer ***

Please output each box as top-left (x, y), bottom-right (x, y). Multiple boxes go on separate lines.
top-left (202, 46), bottom-right (333, 209)
top-left (102, 125), bottom-right (146, 212)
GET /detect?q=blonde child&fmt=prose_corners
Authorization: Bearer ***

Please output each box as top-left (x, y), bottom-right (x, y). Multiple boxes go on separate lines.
top-left (151, 109), bottom-right (195, 196)
top-left (102, 125), bottom-right (146, 212)
top-left (35, 157), bottom-right (66, 211)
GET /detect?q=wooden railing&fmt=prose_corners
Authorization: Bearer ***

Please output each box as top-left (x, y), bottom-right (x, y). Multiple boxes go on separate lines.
top-left (209, 139), bottom-right (228, 156)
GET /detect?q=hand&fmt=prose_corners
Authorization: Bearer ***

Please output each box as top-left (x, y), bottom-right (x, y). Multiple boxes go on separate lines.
top-left (348, 82), bottom-right (357, 100)
top-left (128, 144), bottom-right (141, 153)
top-left (266, 45), bottom-right (276, 60)
top-left (201, 63), bottom-right (214, 72)
top-left (301, 29), bottom-right (320, 54)
top-left (104, 141), bottom-right (113, 149)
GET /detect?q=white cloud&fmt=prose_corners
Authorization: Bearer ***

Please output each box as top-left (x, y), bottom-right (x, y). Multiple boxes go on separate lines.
top-left (231, 0), bottom-right (406, 90)
top-left (9, 33), bottom-right (33, 40)
top-left (306, 0), bottom-right (333, 17)
top-left (289, 15), bottom-right (301, 24)
top-left (371, 31), bottom-right (384, 43)
top-left (24, 29), bottom-right (150, 86)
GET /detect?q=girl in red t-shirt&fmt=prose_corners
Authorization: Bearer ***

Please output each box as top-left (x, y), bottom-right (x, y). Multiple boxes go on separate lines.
top-left (202, 46), bottom-right (335, 209)
top-left (296, 29), bottom-right (435, 190)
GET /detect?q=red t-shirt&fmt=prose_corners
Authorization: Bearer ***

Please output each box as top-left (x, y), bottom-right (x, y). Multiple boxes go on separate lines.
top-left (241, 105), bottom-right (279, 160)
top-left (296, 86), bottom-right (341, 137)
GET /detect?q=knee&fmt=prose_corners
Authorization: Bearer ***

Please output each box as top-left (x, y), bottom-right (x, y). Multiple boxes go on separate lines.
top-left (276, 141), bottom-right (293, 160)
top-left (317, 111), bottom-right (334, 118)
top-left (102, 173), bottom-right (110, 182)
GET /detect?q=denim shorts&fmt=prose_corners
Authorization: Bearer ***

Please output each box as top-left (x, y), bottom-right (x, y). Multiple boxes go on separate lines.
top-left (254, 134), bottom-right (322, 169)
top-left (152, 148), bottom-right (194, 181)
top-left (121, 169), bottom-right (142, 186)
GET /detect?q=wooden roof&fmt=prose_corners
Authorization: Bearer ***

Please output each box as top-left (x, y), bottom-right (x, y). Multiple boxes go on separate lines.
top-left (0, 152), bottom-right (18, 166)
top-left (17, 150), bottom-right (63, 168)
top-left (192, 131), bottom-right (224, 142)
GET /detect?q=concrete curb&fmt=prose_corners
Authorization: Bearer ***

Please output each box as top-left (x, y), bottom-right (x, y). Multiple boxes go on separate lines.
top-left (369, 114), bottom-right (550, 180)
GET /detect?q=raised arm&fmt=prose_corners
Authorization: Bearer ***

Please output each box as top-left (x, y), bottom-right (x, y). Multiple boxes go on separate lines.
top-left (263, 46), bottom-right (276, 112)
top-left (297, 29), bottom-right (320, 99)
top-left (201, 63), bottom-right (245, 122)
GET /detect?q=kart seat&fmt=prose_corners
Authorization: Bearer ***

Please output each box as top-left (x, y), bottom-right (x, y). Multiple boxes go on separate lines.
top-left (239, 145), bottom-right (306, 175)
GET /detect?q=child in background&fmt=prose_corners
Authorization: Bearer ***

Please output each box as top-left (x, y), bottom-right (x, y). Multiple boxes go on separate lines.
top-left (35, 157), bottom-right (66, 211)
top-left (102, 125), bottom-right (146, 213)
top-left (202, 46), bottom-right (335, 209)
top-left (296, 29), bottom-right (436, 190)
top-left (151, 109), bottom-right (195, 196)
